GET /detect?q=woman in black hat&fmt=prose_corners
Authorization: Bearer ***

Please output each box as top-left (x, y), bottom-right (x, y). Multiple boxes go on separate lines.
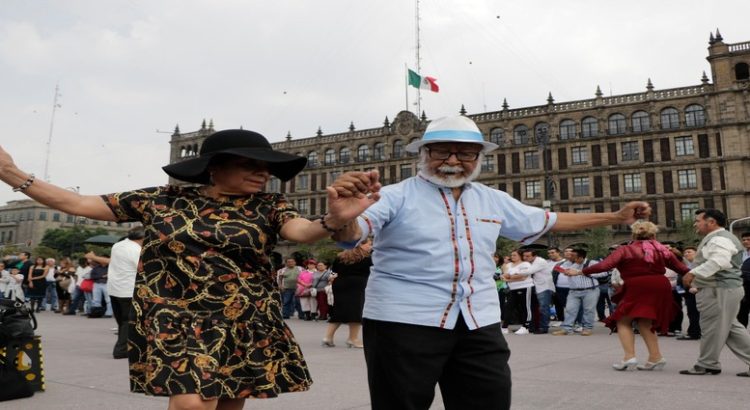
top-left (0, 129), bottom-right (380, 410)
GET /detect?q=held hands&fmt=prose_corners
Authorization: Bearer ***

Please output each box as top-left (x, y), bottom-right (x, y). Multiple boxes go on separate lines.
top-left (616, 201), bottom-right (651, 225)
top-left (564, 268), bottom-right (582, 276)
top-left (325, 170), bottom-right (381, 225)
top-left (682, 272), bottom-right (695, 289)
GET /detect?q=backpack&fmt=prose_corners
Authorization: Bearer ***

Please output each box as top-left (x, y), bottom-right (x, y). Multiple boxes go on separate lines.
top-left (584, 259), bottom-right (611, 285)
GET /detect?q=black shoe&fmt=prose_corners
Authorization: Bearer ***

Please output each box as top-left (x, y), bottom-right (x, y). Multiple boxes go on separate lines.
top-left (113, 354), bottom-right (128, 359)
top-left (676, 335), bottom-right (700, 340)
top-left (737, 371), bottom-right (750, 377)
top-left (679, 366), bottom-right (721, 375)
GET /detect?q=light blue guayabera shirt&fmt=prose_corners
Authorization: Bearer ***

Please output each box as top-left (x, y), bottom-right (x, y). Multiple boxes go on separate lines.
top-left (342, 175), bottom-right (557, 330)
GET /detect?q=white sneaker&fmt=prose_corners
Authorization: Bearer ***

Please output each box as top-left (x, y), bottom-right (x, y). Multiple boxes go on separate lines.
top-left (574, 326), bottom-right (583, 333)
top-left (514, 326), bottom-right (530, 335)
top-left (501, 328), bottom-right (509, 334)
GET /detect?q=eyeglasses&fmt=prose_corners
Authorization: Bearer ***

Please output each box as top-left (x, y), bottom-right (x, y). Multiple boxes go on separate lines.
top-left (426, 148), bottom-right (481, 161)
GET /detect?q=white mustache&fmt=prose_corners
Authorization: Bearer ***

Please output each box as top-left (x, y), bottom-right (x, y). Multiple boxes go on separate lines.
top-left (437, 165), bottom-right (464, 174)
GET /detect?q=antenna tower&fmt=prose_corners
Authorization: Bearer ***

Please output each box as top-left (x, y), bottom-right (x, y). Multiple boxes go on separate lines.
top-left (43, 84), bottom-right (61, 182)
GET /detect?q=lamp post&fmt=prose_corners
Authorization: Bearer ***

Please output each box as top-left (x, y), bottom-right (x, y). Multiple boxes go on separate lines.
top-left (537, 127), bottom-right (556, 247)
top-left (66, 186), bottom-right (80, 257)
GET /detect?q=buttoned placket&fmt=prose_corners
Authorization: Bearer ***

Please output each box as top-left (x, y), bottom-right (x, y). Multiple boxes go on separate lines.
top-left (441, 187), bottom-right (473, 302)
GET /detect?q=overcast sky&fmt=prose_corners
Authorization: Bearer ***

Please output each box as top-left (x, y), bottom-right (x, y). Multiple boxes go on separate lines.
top-left (1, 0), bottom-right (748, 206)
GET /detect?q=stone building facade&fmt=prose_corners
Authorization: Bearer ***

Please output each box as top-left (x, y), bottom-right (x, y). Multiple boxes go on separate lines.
top-left (0, 199), bottom-right (135, 252)
top-left (167, 33), bottom-right (750, 246)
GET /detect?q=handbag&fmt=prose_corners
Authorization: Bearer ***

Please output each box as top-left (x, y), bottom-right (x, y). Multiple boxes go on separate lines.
top-left (0, 342), bottom-right (35, 401)
top-left (79, 279), bottom-right (94, 293)
top-left (0, 299), bottom-right (37, 346)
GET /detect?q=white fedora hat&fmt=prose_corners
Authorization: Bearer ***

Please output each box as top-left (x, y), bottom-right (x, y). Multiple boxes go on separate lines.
top-left (405, 116), bottom-right (498, 154)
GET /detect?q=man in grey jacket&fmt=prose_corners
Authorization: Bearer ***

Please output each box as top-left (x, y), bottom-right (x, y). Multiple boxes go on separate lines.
top-left (680, 209), bottom-right (750, 376)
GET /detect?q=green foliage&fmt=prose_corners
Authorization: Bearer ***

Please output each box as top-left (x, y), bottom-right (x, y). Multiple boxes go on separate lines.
top-left (581, 227), bottom-right (612, 260)
top-left (676, 220), bottom-right (700, 247)
top-left (495, 237), bottom-right (519, 258)
top-left (31, 245), bottom-right (60, 260)
top-left (295, 238), bottom-right (342, 265)
top-left (40, 226), bottom-right (109, 257)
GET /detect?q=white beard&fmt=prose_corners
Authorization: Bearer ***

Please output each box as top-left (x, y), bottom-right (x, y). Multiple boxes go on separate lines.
top-left (417, 150), bottom-right (483, 188)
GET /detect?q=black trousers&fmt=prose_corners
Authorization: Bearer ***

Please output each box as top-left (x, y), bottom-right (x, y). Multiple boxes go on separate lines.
top-left (363, 316), bottom-right (511, 410)
top-left (737, 279), bottom-right (750, 327)
top-left (683, 290), bottom-right (701, 337)
top-left (110, 296), bottom-right (132, 357)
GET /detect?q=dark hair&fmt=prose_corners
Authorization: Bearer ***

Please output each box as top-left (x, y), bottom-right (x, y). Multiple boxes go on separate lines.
top-left (522, 249), bottom-right (537, 257)
top-left (548, 247), bottom-right (561, 253)
top-left (127, 226), bottom-right (145, 240)
top-left (684, 246), bottom-right (697, 252)
top-left (742, 232), bottom-right (750, 239)
top-left (572, 248), bottom-right (587, 258)
top-left (695, 208), bottom-right (727, 227)
top-left (21, 251), bottom-right (31, 258)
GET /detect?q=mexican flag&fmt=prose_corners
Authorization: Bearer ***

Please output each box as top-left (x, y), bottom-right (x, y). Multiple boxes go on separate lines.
top-left (408, 69), bottom-right (439, 92)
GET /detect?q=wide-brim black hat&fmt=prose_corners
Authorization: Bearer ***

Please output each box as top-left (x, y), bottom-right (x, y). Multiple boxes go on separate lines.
top-left (162, 129), bottom-right (306, 183)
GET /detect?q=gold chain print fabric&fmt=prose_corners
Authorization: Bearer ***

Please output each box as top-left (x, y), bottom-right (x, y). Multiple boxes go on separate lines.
top-left (101, 186), bottom-right (312, 399)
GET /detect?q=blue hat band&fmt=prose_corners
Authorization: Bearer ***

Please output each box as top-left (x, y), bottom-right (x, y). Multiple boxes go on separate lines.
top-left (422, 130), bottom-right (484, 143)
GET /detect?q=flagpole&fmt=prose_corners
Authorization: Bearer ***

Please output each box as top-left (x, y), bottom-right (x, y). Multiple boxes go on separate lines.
top-left (414, 0), bottom-right (422, 116)
top-left (405, 63), bottom-right (409, 111)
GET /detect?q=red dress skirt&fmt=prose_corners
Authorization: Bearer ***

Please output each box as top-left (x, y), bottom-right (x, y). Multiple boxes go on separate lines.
top-left (606, 274), bottom-right (677, 332)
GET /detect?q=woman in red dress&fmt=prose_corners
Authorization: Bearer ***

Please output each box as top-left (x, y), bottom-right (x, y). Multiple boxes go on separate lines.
top-left (575, 221), bottom-right (689, 371)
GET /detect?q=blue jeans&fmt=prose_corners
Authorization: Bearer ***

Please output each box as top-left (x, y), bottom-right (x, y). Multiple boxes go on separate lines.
top-left (281, 289), bottom-right (296, 318)
top-left (44, 281), bottom-right (59, 310)
top-left (91, 283), bottom-right (113, 316)
top-left (561, 288), bottom-right (599, 331)
top-left (536, 290), bottom-right (553, 331)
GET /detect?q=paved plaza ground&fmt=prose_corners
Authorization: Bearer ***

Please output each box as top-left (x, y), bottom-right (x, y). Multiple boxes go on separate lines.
top-left (2, 311), bottom-right (749, 410)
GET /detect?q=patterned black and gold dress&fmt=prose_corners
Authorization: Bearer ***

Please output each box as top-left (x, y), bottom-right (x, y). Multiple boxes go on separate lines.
top-left (101, 185), bottom-right (312, 399)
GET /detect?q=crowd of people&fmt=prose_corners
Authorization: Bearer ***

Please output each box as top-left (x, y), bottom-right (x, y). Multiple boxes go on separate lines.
top-left (2, 117), bottom-right (750, 410)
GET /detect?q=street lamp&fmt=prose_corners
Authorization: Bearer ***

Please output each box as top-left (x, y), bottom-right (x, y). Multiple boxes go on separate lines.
top-left (66, 186), bottom-right (80, 256)
top-left (537, 127), bottom-right (556, 247)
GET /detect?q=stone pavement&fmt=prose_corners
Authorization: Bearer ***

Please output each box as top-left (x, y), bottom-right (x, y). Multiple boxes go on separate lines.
top-left (2, 312), bottom-right (749, 410)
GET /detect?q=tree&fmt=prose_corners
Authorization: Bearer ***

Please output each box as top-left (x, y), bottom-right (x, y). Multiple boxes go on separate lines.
top-left (39, 226), bottom-right (109, 257)
top-left (31, 245), bottom-right (60, 260)
top-left (496, 237), bottom-right (519, 259)
top-left (296, 238), bottom-right (342, 265)
top-left (676, 220), bottom-right (700, 247)
top-left (581, 227), bottom-right (613, 260)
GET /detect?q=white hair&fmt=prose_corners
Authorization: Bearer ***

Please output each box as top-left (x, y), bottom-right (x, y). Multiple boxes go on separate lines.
top-left (417, 148), bottom-right (483, 188)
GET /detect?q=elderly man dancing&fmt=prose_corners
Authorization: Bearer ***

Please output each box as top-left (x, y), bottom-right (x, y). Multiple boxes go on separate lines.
top-left (328, 115), bottom-right (651, 410)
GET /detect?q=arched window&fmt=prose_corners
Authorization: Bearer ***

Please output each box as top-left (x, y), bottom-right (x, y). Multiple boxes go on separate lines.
top-left (736, 62), bottom-right (750, 81)
top-left (407, 137), bottom-right (420, 156)
top-left (559, 120), bottom-right (576, 140)
top-left (608, 113), bottom-right (626, 135)
top-left (339, 147), bottom-right (351, 164)
top-left (684, 104), bottom-right (706, 127)
top-left (513, 125), bottom-right (529, 145)
top-left (180, 146), bottom-right (187, 157)
top-left (307, 151), bottom-right (318, 167)
top-left (631, 111), bottom-right (650, 133)
top-left (373, 142), bottom-right (385, 160)
top-left (535, 123), bottom-right (550, 143)
top-left (357, 144), bottom-right (369, 162)
top-left (660, 107), bottom-right (680, 129)
top-left (489, 128), bottom-right (504, 145)
top-left (324, 148), bottom-right (336, 165)
top-left (392, 140), bottom-right (404, 158)
top-left (581, 117), bottom-right (598, 138)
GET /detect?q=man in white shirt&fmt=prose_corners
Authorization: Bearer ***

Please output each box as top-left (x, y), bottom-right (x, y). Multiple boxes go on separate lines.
top-left (522, 249), bottom-right (553, 334)
top-left (680, 209), bottom-right (750, 376)
top-left (88, 226), bottom-right (144, 359)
